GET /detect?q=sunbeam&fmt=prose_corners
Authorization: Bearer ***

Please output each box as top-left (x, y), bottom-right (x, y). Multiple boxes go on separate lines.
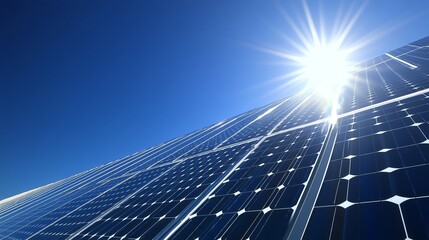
top-left (263, 1), bottom-right (367, 124)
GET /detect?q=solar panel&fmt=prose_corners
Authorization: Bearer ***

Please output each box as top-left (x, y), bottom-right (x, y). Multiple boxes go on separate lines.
top-left (1, 36), bottom-right (429, 240)
top-left (301, 39), bottom-right (429, 240)
top-left (69, 142), bottom-right (255, 239)
top-left (168, 124), bottom-right (329, 239)
top-left (303, 93), bottom-right (429, 240)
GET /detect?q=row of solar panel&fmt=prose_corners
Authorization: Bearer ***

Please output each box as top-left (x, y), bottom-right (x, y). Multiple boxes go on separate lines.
top-left (0, 94), bottom-right (330, 239)
top-left (303, 90), bottom-right (429, 239)
top-left (341, 39), bottom-right (429, 113)
top-left (0, 36), bottom-right (428, 239)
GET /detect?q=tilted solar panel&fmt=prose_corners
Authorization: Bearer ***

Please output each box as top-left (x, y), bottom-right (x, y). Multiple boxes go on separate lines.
top-left (303, 94), bottom-right (429, 240)
top-left (1, 36), bottom-right (429, 240)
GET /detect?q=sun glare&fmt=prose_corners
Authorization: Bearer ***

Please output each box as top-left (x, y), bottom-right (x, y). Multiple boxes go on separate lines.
top-left (299, 44), bottom-right (352, 99)
top-left (259, 1), bottom-right (371, 125)
top-left (298, 43), bottom-right (356, 123)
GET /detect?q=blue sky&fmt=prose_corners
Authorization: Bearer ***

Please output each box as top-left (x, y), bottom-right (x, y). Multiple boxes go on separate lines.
top-left (1, 0), bottom-right (428, 200)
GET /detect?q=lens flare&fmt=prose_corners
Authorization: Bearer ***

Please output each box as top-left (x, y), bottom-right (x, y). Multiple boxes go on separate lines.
top-left (299, 44), bottom-right (352, 99)
top-left (255, 1), bottom-right (379, 125)
top-left (297, 43), bottom-right (356, 123)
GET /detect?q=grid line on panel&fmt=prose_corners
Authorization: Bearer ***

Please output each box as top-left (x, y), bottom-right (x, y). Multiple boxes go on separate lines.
top-left (161, 90), bottom-right (427, 240)
top-left (100, 134), bottom-right (263, 184)
top-left (68, 142), bottom-right (255, 240)
top-left (100, 100), bottom-right (277, 181)
top-left (94, 119), bottom-right (233, 183)
top-left (2, 36), bottom-right (428, 240)
top-left (98, 138), bottom-right (190, 183)
top-left (180, 101), bottom-right (281, 157)
top-left (5, 177), bottom-right (132, 239)
top-left (24, 163), bottom-right (176, 239)
top-left (269, 94), bottom-right (313, 135)
top-left (0, 165), bottom-right (100, 218)
top-left (159, 135), bottom-right (270, 240)
top-left (272, 95), bottom-right (329, 133)
top-left (0, 164), bottom-right (127, 236)
top-left (0, 182), bottom-right (57, 215)
top-left (385, 52), bottom-right (418, 70)
top-left (160, 105), bottom-right (327, 239)
top-left (22, 167), bottom-right (169, 240)
top-left (102, 139), bottom-right (176, 175)
top-left (76, 137), bottom-right (174, 183)
top-left (285, 124), bottom-right (338, 240)
top-left (137, 118), bottom-right (230, 167)
top-left (338, 88), bottom-right (429, 121)
top-left (128, 115), bottom-right (238, 171)
top-left (356, 45), bottom-right (426, 72)
top-left (302, 92), bottom-right (429, 240)
top-left (271, 117), bottom-right (330, 138)
top-left (169, 136), bottom-right (264, 167)
top-left (66, 163), bottom-right (180, 239)
top-left (158, 97), bottom-right (311, 239)
top-left (167, 123), bottom-right (329, 239)
top-left (213, 98), bottom-right (289, 150)
top-left (175, 99), bottom-right (292, 159)
top-left (95, 99), bottom-right (287, 185)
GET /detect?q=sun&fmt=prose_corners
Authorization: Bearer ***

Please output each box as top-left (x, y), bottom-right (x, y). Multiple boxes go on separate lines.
top-left (257, 1), bottom-right (371, 124)
top-left (298, 43), bottom-right (355, 122)
top-left (298, 44), bottom-right (353, 100)
top-left (297, 43), bottom-right (356, 123)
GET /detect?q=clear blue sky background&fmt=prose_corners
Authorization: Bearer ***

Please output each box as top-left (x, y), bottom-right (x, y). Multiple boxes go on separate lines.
top-left (1, 0), bottom-right (428, 200)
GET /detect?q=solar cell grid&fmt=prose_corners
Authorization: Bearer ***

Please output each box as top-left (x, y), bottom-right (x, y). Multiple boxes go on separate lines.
top-left (410, 36), bottom-right (429, 47)
top-left (4, 176), bottom-right (128, 240)
top-left (69, 142), bottom-right (254, 240)
top-left (218, 99), bottom-right (291, 146)
top-left (127, 101), bottom-right (276, 170)
top-left (1, 35), bottom-right (429, 240)
top-left (303, 93), bottom-right (429, 240)
top-left (393, 46), bottom-right (429, 75)
top-left (0, 165), bottom-right (129, 239)
top-left (32, 164), bottom-right (174, 240)
top-left (88, 115), bottom-right (238, 180)
top-left (0, 177), bottom-right (76, 222)
top-left (271, 96), bottom-right (330, 133)
top-left (180, 103), bottom-right (276, 157)
top-left (169, 124), bottom-right (329, 239)
top-left (341, 47), bottom-right (429, 112)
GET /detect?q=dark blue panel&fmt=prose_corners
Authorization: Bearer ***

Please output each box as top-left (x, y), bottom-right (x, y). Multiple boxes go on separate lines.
top-left (2, 36), bottom-right (429, 240)
top-left (69, 142), bottom-right (254, 239)
top-left (31, 164), bottom-right (174, 239)
top-left (340, 47), bottom-right (429, 113)
top-left (6, 176), bottom-right (128, 239)
top-left (402, 198), bottom-right (429, 239)
top-left (305, 203), bottom-right (406, 240)
top-left (305, 93), bottom-right (429, 239)
top-left (170, 124), bottom-right (328, 239)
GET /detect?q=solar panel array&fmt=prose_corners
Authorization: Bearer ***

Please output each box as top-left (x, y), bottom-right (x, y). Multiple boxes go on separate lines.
top-left (0, 36), bottom-right (428, 239)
